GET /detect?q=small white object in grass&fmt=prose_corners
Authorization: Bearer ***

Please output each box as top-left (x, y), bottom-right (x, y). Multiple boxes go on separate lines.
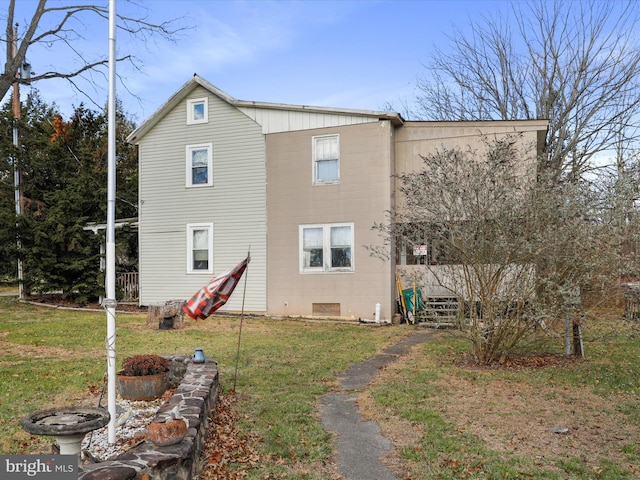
top-left (549, 425), bottom-right (569, 434)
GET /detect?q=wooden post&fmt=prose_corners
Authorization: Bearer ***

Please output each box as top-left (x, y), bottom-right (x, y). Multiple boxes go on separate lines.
top-left (572, 318), bottom-right (584, 357)
top-left (564, 310), bottom-right (571, 355)
top-left (413, 273), bottom-right (417, 324)
top-left (563, 286), bottom-right (583, 357)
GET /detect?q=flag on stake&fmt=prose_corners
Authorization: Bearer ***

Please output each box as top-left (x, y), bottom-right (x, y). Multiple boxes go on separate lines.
top-left (183, 256), bottom-right (250, 320)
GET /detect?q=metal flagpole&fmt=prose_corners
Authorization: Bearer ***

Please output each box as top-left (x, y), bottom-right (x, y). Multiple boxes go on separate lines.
top-left (233, 250), bottom-right (251, 392)
top-left (105, 0), bottom-right (118, 444)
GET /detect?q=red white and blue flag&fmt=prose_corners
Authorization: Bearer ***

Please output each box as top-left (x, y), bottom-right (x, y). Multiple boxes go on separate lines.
top-left (182, 256), bottom-right (250, 320)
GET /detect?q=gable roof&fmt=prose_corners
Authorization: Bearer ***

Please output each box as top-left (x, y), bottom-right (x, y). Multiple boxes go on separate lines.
top-left (127, 74), bottom-right (404, 143)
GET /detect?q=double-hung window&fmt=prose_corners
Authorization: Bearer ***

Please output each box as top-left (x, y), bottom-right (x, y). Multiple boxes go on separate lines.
top-left (186, 143), bottom-right (213, 187)
top-left (312, 134), bottom-right (339, 185)
top-left (300, 223), bottom-right (354, 273)
top-left (187, 223), bottom-right (213, 274)
top-left (187, 97), bottom-right (208, 124)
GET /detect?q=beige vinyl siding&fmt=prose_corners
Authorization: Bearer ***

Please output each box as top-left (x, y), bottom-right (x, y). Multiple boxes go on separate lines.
top-left (266, 121), bottom-right (395, 320)
top-left (395, 120), bottom-right (547, 174)
top-left (394, 120), bottom-right (544, 215)
top-left (393, 120), bottom-right (546, 300)
top-left (138, 87), bottom-right (266, 311)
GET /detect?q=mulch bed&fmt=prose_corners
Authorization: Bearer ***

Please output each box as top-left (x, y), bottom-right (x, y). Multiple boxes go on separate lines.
top-left (456, 352), bottom-right (584, 370)
top-left (24, 294), bottom-right (147, 313)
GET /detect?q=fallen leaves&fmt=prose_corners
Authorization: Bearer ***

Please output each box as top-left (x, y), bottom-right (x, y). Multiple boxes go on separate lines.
top-left (457, 352), bottom-right (583, 370)
top-left (197, 392), bottom-right (264, 480)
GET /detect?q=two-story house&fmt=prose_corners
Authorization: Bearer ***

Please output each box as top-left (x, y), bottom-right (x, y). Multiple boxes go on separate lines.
top-left (127, 74), bottom-right (547, 321)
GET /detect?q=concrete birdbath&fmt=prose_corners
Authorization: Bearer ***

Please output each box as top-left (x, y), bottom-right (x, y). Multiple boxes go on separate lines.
top-left (22, 406), bottom-right (110, 455)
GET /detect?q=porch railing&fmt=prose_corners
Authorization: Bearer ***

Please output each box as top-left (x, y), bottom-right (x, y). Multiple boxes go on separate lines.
top-left (116, 272), bottom-right (139, 302)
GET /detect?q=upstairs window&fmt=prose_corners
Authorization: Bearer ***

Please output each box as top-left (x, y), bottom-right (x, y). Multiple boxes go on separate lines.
top-left (187, 97), bottom-right (208, 124)
top-left (312, 134), bottom-right (339, 185)
top-left (186, 143), bottom-right (213, 187)
top-left (300, 223), bottom-right (354, 273)
top-left (187, 223), bottom-right (213, 274)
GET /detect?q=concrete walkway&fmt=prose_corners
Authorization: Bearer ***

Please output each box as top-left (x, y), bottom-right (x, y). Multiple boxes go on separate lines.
top-left (318, 329), bottom-right (433, 480)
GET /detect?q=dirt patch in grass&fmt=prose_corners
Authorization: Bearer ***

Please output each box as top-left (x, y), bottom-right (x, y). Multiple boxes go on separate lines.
top-left (0, 334), bottom-right (100, 362)
top-left (360, 352), bottom-right (640, 477)
top-left (430, 375), bottom-right (639, 470)
top-left (455, 352), bottom-right (583, 370)
top-left (24, 295), bottom-right (146, 313)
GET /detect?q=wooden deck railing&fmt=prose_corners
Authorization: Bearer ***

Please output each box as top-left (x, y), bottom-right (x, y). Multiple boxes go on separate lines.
top-left (116, 272), bottom-right (139, 302)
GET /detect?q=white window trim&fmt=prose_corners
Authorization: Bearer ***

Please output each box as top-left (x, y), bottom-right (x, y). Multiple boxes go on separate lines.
top-left (187, 223), bottom-right (213, 274)
top-left (186, 143), bottom-right (213, 188)
top-left (187, 97), bottom-right (208, 125)
top-left (312, 134), bottom-right (340, 185)
top-left (299, 222), bottom-right (354, 273)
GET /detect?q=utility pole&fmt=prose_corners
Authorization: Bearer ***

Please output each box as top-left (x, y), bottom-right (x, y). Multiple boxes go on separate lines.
top-left (12, 23), bottom-right (24, 299)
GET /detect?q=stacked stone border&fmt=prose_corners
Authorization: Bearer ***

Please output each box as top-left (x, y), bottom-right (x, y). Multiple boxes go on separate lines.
top-left (79, 355), bottom-right (219, 480)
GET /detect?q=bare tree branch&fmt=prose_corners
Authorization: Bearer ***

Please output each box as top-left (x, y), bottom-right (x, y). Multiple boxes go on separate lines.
top-left (0, 0), bottom-right (186, 108)
top-left (372, 137), bottom-right (623, 363)
top-left (416, 0), bottom-right (640, 182)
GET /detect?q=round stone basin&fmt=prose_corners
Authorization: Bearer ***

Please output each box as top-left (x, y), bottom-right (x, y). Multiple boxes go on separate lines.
top-left (22, 406), bottom-right (110, 455)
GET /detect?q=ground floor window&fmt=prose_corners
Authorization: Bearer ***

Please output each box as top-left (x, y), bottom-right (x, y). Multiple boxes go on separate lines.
top-left (300, 223), bottom-right (354, 273)
top-left (187, 223), bottom-right (213, 273)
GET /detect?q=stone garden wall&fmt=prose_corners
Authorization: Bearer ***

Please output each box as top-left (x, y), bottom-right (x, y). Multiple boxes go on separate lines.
top-left (78, 356), bottom-right (219, 480)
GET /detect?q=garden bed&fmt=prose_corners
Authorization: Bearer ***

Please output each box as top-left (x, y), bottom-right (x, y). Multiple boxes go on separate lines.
top-left (78, 356), bottom-right (219, 480)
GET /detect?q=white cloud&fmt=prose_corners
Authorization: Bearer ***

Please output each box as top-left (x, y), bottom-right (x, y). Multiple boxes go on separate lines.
top-left (3, 0), bottom-right (452, 121)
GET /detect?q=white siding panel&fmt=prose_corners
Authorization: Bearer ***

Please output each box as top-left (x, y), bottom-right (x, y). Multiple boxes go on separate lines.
top-left (139, 87), bottom-right (267, 312)
top-left (237, 106), bottom-right (381, 134)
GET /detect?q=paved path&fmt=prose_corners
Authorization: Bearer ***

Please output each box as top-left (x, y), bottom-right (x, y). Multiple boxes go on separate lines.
top-left (318, 329), bottom-right (433, 480)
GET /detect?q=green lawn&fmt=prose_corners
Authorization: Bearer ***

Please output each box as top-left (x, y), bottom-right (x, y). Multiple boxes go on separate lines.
top-left (0, 296), bottom-right (406, 475)
top-left (0, 283), bottom-right (18, 294)
top-left (365, 313), bottom-right (640, 480)
top-left (1, 297), bottom-right (638, 479)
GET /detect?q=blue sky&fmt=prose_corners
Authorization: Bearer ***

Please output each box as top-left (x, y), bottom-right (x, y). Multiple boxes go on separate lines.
top-left (5, 0), bottom-right (510, 124)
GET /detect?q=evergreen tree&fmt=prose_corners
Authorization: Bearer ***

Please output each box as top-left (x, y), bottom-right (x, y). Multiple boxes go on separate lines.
top-left (0, 98), bottom-right (19, 279)
top-left (0, 90), bottom-right (138, 301)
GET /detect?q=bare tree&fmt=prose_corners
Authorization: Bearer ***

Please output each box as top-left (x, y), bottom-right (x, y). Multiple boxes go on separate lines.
top-left (416, 0), bottom-right (640, 183)
top-left (1, 0), bottom-right (182, 105)
top-left (372, 137), bottom-right (622, 364)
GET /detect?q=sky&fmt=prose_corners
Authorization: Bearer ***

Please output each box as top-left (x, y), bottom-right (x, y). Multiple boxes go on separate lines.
top-left (3, 0), bottom-right (511, 125)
